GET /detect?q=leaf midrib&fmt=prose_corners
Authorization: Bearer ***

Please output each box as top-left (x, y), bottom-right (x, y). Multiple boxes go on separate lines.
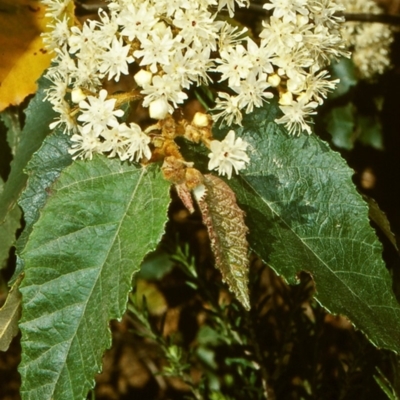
top-left (239, 174), bottom-right (376, 311)
top-left (23, 165), bottom-right (147, 398)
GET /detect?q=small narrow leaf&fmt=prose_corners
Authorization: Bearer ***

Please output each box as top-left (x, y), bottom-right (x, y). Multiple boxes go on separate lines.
top-left (19, 157), bottom-right (171, 400)
top-left (194, 174), bottom-right (250, 310)
top-left (365, 196), bottom-right (398, 252)
top-left (1, 108), bottom-right (22, 156)
top-left (325, 103), bottom-right (355, 150)
top-left (357, 114), bottom-right (384, 150)
top-left (215, 99), bottom-right (400, 353)
top-left (329, 57), bottom-right (358, 99)
top-left (0, 274), bottom-right (23, 351)
top-left (0, 178), bottom-right (21, 269)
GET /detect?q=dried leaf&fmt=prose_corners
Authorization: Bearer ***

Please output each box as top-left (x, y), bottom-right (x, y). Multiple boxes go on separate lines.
top-left (175, 183), bottom-right (195, 213)
top-left (194, 174), bottom-right (250, 309)
top-left (0, 0), bottom-right (53, 110)
top-left (0, 274), bottom-right (23, 351)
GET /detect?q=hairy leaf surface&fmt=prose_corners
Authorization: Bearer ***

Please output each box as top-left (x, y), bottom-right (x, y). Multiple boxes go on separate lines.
top-left (194, 175), bottom-right (250, 309)
top-left (19, 157), bottom-right (171, 400)
top-left (215, 99), bottom-right (400, 353)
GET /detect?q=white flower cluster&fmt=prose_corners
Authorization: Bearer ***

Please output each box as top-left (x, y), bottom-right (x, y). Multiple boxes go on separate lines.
top-left (336, 0), bottom-right (393, 80)
top-left (41, 0), bottom-right (347, 174)
top-left (213, 0), bottom-right (349, 135)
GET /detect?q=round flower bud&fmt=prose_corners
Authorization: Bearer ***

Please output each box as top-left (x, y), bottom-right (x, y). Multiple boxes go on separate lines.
top-left (153, 21), bottom-right (167, 36)
top-left (279, 91), bottom-right (293, 106)
top-left (71, 88), bottom-right (86, 103)
top-left (192, 112), bottom-right (210, 128)
top-left (134, 70), bottom-right (152, 88)
top-left (149, 98), bottom-right (169, 120)
top-left (268, 74), bottom-right (281, 87)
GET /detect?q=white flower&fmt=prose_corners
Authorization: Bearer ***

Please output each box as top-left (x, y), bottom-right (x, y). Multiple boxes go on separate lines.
top-left (259, 17), bottom-right (303, 55)
top-left (212, 92), bottom-right (243, 127)
top-left (141, 74), bottom-right (187, 109)
top-left (173, 7), bottom-right (218, 50)
top-left (68, 21), bottom-right (99, 55)
top-left (117, 2), bottom-right (158, 42)
top-left (208, 130), bottom-right (250, 179)
top-left (217, 0), bottom-right (249, 17)
top-left (100, 126), bottom-right (128, 158)
top-left (44, 73), bottom-right (68, 106)
top-left (98, 36), bottom-right (134, 82)
top-left (133, 26), bottom-right (176, 73)
top-left (49, 100), bottom-right (76, 134)
top-left (119, 123), bottom-right (152, 162)
top-left (216, 44), bottom-right (252, 87)
top-left (263, 0), bottom-right (309, 24)
top-left (275, 98), bottom-right (318, 135)
top-left (78, 89), bottom-right (124, 136)
top-left (42, 16), bottom-right (71, 50)
top-left (68, 130), bottom-right (102, 160)
top-left (42, 0), bottom-right (72, 19)
top-left (233, 73), bottom-right (274, 114)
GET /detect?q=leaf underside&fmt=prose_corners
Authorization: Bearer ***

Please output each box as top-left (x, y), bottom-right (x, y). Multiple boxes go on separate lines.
top-left (19, 157), bottom-right (171, 400)
top-left (194, 174), bottom-right (250, 310)
top-left (214, 99), bottom-right (400, 354)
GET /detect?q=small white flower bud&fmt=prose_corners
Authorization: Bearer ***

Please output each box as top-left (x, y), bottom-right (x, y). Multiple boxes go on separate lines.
top-left (192, 184), bottom-right (206, 201)
top-left (268, 74), bottom-right (281, 87)
top-left (279, 91), bottom-right (293, 106)
top-left (149, 98), bottom-right (169, 120)
top-left (134, 70), bottom-right (152, 88)
top-left (192, 112), bottom-right (210, 128)
top-left (153, 21), bottom-right (167, 36)
top-left (71, 88), bottom-right (86, 103)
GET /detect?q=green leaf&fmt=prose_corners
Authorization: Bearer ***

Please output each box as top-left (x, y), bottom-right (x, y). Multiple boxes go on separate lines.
top-left (329, 57), bottom-right (358, 99)
top-left (217, 99), bottom-right (400, 353)
top-left (0, 75), bottom-right (55, 225)
top-left (357, 114), bottom-right (384, 150)
top-left (365, 196), bottom-right (398, 252)
top-left (0, 274), bottom-right (23, 351)
top-left (374, 367), bottom-right (400, 400)
top-left (139, 249), bottom-right (175, 281)
top-left (16, 129), bottom-right (73, 254)
top-left (325, 103), bottom-right (355, 150)
top-left (0, 107), bottom-right (22, 156)
top-left (8, 129), bottom-right (72, 282)
top-left (0, 177), bottom-right (21, 269)
top-left (19, 157), bottom-right (171, 400)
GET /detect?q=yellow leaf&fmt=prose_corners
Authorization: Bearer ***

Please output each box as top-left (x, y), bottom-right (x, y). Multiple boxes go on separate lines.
top-left (0, 0), bottom-right (53, 111)
top-left (0, 274), bottom-right (23, 352)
